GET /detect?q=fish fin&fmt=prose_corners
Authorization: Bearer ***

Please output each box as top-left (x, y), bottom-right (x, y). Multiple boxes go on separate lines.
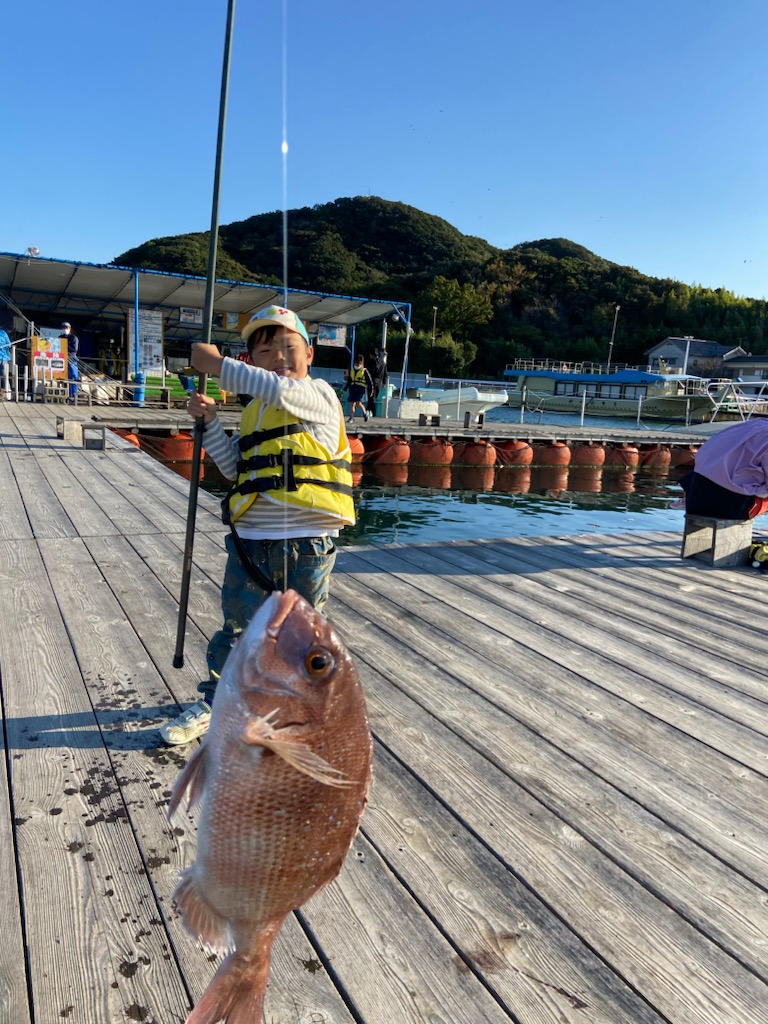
top-left (168, 744), bottom-right (208, 820)
top-left (243, 713), bottom-right (356, 789)
top-left (172, 869), bottom-right (232, 952)
top-left (185, 949), bottom-right (272, 1024)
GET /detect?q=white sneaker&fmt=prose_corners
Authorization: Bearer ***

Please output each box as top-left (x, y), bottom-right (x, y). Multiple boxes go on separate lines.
top-left (159, 699), bottom-right (211, 745)
top-left (347, 416), bottom-right (355, 423)
top-left (363, 410), bottom-right (370, 422)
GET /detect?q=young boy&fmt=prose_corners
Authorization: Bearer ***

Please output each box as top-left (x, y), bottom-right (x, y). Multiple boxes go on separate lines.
top-left (160, 305), bottom-right (355, 745)
top-left (345, 354), bottom-right (372, 422)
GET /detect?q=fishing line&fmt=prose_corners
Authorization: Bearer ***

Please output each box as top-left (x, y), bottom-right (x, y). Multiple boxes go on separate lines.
top-left (281, 0), bottom-right (290, 307)
top-left (281, 0), bottom-right (290, 589)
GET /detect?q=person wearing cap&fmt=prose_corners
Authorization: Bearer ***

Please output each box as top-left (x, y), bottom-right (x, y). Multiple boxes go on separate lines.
top-left (344, 353), bottom-right (372, 422)
top-left (59, 322), bottom-right (79, 401)
top-left (160, 305), bottom-right (355, 745)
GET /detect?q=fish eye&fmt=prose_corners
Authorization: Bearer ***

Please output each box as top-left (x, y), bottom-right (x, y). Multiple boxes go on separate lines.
top-left (305, 647), bottom-right (334, 679)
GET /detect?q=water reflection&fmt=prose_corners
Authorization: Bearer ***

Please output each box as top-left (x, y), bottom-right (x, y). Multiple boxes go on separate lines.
top-left (196, 458), bottom-right (686, 546)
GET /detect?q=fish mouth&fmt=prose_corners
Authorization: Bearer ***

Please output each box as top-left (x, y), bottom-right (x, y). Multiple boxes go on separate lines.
top-left (265, 590), bottom-right (302, 638)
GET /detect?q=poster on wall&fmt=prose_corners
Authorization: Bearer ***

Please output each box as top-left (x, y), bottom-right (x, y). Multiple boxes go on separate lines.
top-left (31, 327), bottom-right (68, 379)
top-left (126, 309), bottom-right (164, 375)
top-left (316, 324), bottom-right (347, 348)
top-left (180, 307), bottom-right (203, 325)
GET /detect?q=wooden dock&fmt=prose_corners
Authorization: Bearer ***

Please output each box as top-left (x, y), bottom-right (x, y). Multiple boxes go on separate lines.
top-left (60, 399), bottom-right (722, 447)
top-left (1, 402), bottom-right (766, 1024)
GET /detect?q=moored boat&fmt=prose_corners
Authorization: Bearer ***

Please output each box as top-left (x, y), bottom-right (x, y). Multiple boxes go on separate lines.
top-left (420, 378), bottom-right (508, 419)
top-left (502, 359), bottom-right (724, 422)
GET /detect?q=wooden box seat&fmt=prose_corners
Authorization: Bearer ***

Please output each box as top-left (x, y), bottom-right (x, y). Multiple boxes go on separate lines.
top-left (681, 515), bottom-right (753, 568)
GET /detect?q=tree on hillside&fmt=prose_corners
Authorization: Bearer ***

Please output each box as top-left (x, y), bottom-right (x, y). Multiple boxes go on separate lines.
top-left (418, 277), bottom-right (493, 340)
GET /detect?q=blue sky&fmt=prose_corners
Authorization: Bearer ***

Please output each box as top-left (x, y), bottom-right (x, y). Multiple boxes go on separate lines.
top-left (4, 0), bottom-right (768, 302)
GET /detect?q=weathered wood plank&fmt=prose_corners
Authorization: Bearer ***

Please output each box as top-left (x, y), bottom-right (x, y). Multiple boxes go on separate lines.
top-left (0, 724), bottom-right (32, 1023)
top-left (8, 452), bottom-right (78, 539)
top-left (37, 535), bottom-right (359, 1023)
top-left (363, 536), bottom-right (768, 750)
top-left (328, 580), bottom-right (768, 982)
top-left (357, 744), bottom-right (663, 1022)
top-left (327, 635), bottom-right (768, 1023)
top-left (329, 561), bottom-right (768, 880)
top-left (0, 450), bottom-right (34, 540)
top-left (0, 538), bottom-right (191, 1023)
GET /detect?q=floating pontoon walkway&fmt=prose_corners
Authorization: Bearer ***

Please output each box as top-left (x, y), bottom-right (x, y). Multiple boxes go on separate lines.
top-left (1, 402), bottom-right (766, 1024)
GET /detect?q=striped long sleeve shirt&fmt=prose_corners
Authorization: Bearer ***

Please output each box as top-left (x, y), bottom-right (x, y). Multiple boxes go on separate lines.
top-left (201, 358), bottom-right (347, 539)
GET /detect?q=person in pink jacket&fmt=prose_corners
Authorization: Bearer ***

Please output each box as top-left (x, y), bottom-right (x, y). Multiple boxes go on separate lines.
top-left (681, 419), bottom-right (768, 519)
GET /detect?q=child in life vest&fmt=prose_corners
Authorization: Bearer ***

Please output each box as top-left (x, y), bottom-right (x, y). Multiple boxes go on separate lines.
top-left (160, 306), bottom-right (354, 745)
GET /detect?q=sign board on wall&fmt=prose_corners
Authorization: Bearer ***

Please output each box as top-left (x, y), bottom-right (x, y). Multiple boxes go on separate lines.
top-left (126, 309), bottom-right (164, 375)
top-left (31, 327), bottom-right (68, 379)
top-left (316, 324), bottom-right (347, 348)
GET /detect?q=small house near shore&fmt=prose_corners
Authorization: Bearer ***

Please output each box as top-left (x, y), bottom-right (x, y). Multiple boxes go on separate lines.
top-left (645, 337), bottom-right (745, 376)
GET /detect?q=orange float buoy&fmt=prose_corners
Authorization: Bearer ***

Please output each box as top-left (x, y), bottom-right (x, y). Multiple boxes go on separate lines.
top-left (670, 445), bottom-right (698, 470)
top-left (639, 444), bottom-right (672, 471)
top-left (410, 437), bottom-right (454, 466)
top-left (568, 467), bottom-right (603, 493)
top-left (496, 439), bottom-right (533, 466)
top-left (570, 442), bottom-right (606, 467)
top-left (113, 428), bottom-right (141, 448)
top-left (493, 466), bottom-right (532, 494)
top-left (452, 465), bottom-right (495, 492)
top-left (348, 435), bottom-right (365, 462)
top-left (365, 436), bottom-right (410, 465)
top-left (453, 440), bottom-right (496, 467)
top-left (372, 462), bottom-right (409, 486)
top-left (604, 443), bottom-right (639, 469)
top-left (532, 441), bottom-right (571, 466)
top-left (409, 464), bottom-right (451, 489)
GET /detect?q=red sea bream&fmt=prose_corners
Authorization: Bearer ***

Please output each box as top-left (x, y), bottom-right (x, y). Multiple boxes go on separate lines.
top-left (169, 589), bottom-right (372, 1024)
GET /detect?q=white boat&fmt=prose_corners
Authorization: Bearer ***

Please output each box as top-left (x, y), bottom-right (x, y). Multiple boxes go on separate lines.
top-left (502, 359), bottom-right (727, 422)
top-left (419, 378), bottom-right (508, 420)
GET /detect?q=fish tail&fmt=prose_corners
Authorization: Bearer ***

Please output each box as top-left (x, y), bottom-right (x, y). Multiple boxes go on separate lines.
top-left (185, 949), bottom-right (273, 1024)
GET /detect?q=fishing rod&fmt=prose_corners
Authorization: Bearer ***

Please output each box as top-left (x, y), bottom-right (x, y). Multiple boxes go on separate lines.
top-left (173, 0), bottom-right (236, 668)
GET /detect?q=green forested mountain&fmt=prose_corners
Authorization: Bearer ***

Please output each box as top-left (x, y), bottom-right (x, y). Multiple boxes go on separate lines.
top-left (114, 196), bottom-right (768, 378)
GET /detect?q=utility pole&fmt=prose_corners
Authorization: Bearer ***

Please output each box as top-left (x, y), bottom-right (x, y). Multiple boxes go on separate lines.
top-left (606, 304), bottom-right (621, 373)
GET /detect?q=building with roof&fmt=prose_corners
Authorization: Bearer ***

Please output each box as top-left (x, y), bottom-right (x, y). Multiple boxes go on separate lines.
top-left (0, 251), bottom-right (410, 379)
top-left (645, 336), bottom-right (745, 376)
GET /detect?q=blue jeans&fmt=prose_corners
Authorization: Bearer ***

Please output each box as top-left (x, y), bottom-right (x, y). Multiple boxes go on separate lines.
top-left (69, 357), bottom-right (79, 400)
top-left (199, 534), bottom-right (337, 706)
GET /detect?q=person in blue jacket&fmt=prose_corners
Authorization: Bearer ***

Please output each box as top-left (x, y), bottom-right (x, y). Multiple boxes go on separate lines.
top-left (60, 322), bottom-right (79, 400)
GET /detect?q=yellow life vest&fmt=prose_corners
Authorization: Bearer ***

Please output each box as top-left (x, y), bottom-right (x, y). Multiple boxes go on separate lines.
top-left (226, 397), bottom-right (355, 526)
top-left (349, 366), bottom-right (368, 386)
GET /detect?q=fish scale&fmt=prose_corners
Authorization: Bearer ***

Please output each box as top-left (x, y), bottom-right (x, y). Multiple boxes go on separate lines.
top-left (169, 589), bottom-right (372, 1024)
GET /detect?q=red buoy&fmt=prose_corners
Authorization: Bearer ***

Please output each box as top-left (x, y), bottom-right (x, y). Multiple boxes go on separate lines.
top-left (453, 440), bottom-right (496, 466)
top-left (639, 445), bottom-right (672, 471)
top-left (570, 442), bottom-right (606, 467)
top-left (410, 438), bottom-right (454, 466)
top-left (365, 436), bottom-right (411, 465)
top-left (496, 439), bottom-right (533, 466)
top-left (670, 445), bottom-right (697, 469)
top-left (604, 444), bottom-right (640, 469)
top-left (348, 435), bottom-right (365, 462)
top-left (532, 441), bottom-right (571, 466)
top-left (113, 428), bottom-right (141, 448)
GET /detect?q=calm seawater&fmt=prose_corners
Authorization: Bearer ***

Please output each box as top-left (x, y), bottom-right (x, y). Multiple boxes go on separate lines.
top-left (196, 405), bottom-right (688, 546)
